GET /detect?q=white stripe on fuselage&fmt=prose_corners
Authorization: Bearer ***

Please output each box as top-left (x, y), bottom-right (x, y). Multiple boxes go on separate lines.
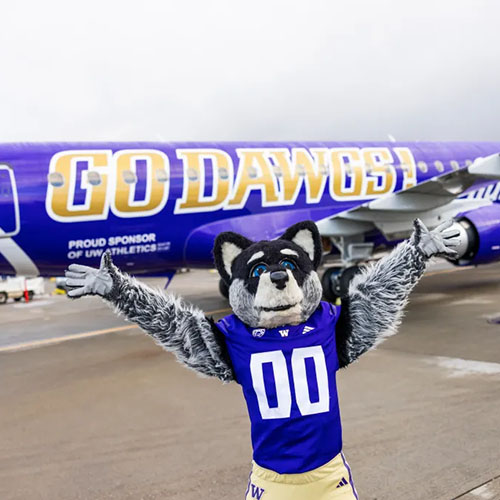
top-left (0, 229), bottom-right (39, 276)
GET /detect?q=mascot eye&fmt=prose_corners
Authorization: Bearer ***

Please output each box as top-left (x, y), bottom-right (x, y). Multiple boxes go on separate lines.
top-left (280, 259), bottom-right (296, 271)
top-left (251, 264), bottom-right (268, 278)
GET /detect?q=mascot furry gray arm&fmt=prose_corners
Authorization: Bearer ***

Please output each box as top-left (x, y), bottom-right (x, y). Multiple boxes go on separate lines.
top-left (65, 255), bottom-right (234, 381)
top-left (335, 219), bottom-right (458, 367)
top-left (64, 219), bottom-right (459, 378)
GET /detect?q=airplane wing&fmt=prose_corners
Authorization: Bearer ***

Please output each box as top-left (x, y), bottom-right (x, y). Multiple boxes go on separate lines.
top-left (317, 153), bottom-right (500, 241)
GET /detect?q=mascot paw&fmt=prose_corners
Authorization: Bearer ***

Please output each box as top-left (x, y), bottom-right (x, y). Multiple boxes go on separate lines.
top-left (64, 250), bottom-right (115, 298)
top-left (412, 219), bottom-right (461, 259)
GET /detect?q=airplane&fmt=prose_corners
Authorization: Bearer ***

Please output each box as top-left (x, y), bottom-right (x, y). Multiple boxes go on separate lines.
top-left (0, 141), bottom-right (499, 301)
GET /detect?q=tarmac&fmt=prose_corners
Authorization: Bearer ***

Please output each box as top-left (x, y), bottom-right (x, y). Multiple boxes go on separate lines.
top-left (1, 263), bottom-right (500, 500)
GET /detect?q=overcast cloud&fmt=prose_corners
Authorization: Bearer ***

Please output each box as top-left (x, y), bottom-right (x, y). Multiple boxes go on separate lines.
top-left (1, 0), bottom-right (499, 142)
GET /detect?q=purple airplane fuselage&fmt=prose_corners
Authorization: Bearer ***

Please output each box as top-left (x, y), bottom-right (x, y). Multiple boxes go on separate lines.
top-left (0, 141), bottom-right (499, 277)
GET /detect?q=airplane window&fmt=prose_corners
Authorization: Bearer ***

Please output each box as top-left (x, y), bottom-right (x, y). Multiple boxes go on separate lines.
top-left (156, 169), bottom-right (169, 183)
top-left (48, 172), bottom-right (65, 187)
top-left (417, 161), bottom-right (428, 173)
top-left (450, 160), bottom-right (460, 171)
top-left (296, 164), bottom-right (306, 177)
top-left (219, 167), bottom-right (229, 180)
top-left (122, 170), bottom-right (137, 184)
top-left (434, 160), bottom-right (445, 172)
top-left (187, 168), bottom-right (199, 181)
top-left (248, 166), bottom-right (258, 179)
top-left (363, 162), bottom-right (373, 174)
top-left (86, 171), bottom-right (101, 186)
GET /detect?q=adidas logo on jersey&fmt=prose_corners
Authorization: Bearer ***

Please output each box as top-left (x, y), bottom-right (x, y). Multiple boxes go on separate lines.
top-left (279, 329), bottom-right (289, 337)
top-left (336, 477), bottom-right (349, 488)
top-left (252, 329), bottom-right (266, 338)
top-left (302, 325), bottom-right (314, 334)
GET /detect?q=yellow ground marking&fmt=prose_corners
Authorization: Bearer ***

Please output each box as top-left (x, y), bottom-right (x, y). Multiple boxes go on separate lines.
top-left (0, 307), bottom-right (232, 354)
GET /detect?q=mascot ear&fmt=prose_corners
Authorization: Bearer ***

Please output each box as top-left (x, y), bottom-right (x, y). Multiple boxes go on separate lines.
top-left (280, 220), bottom-right (322, 269)
top-left (213, 232), bottom-right (253, 284)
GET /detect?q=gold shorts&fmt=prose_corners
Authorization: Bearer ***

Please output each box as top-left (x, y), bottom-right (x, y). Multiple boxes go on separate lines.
top-left (245, 452), bottom-right (358, 499)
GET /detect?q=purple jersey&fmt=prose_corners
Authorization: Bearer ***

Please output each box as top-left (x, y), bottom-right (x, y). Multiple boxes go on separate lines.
top-left (216, 301), bottom-right (342, 474)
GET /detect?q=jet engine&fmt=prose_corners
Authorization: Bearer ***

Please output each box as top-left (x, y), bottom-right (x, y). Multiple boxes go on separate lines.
top-left (449, 204), bottom-right (500, 265)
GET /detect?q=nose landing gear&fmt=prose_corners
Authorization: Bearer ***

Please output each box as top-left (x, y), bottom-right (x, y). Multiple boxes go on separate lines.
top-left (321, 266), bottom-right (361, 303)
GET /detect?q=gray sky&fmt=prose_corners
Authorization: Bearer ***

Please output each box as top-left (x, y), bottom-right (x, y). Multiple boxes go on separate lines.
top-left (1, 0), bottom-right (499, 142)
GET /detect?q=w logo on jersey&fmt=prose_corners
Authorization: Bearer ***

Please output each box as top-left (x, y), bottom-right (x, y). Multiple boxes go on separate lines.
top-left (279, 329), bottom-right (289, 337)
top-left (250, 484), bottom-right (265, 499)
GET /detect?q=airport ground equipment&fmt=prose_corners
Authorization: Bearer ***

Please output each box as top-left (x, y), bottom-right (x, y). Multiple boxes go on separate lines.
top-left (0, 276), bottom-right (44, 304)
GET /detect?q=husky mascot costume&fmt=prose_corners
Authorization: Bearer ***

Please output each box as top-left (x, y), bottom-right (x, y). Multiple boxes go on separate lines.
top-left (65, 218), bottom-right (459, 499)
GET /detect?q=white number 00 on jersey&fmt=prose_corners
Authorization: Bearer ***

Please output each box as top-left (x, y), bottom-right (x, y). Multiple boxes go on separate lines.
top-left (250, 346), bottom-right (330, 420)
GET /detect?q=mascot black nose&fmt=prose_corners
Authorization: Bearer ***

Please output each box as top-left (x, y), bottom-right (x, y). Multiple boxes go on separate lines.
top-left (270, 270), bottom-right (289, 290)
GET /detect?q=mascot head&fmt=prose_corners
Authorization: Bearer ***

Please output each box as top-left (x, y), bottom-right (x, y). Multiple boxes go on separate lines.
top-left (213, 221), bottom-right (323, 329)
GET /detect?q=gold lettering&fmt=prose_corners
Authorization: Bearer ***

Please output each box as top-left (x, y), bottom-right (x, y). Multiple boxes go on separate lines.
top-left (227, 149), bottom-right (280, 208)
top-left (269, 148), bottom-right (328, 204)
top-left (47, 150), bottom-right (110, 221)
top-left (393, 147), bottom-right (417, 190)
top-left (306, 149), bottom-right (329, 202)
top-left (175, 149), bottom-right (233, 213)
top-left (113, 150), bottom-right (169, 216)
top-left (363, 147), bottom-right (396, 196)
top-left (329, 148), bottom-right (365, 199)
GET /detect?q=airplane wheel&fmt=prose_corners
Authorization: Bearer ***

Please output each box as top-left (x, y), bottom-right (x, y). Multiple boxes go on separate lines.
top-left (322, 266), bottom-right (362, 302)
top-left (219, 279), bottom-right (229, 299)
top-left (321, 267), bottom-right (342, 302)
top-left (0, 292), bottom-right (7, 305)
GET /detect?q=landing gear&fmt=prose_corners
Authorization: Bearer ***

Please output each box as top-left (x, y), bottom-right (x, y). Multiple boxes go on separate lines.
top-left (321, 266), bottom-right (361, 303)
top-left (219, 279), bottom-right (229, 299)
top-left (321, 267), bottom-right (342, 302)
